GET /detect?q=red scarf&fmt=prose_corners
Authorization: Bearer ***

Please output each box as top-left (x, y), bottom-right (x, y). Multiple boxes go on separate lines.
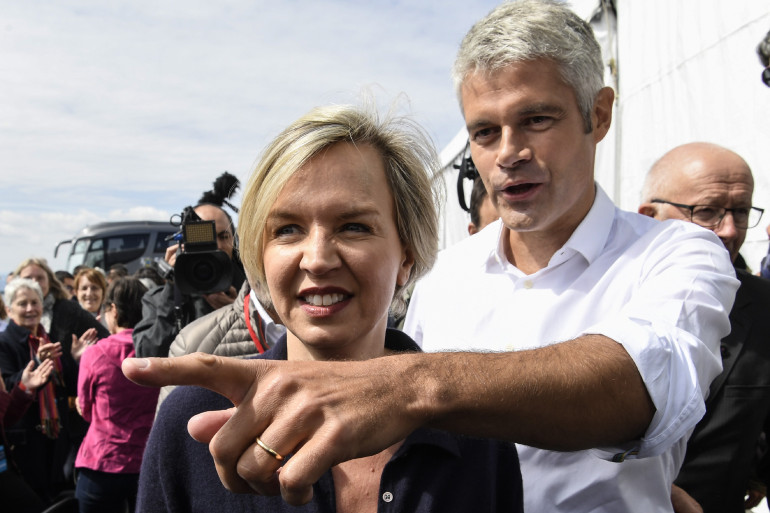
top-left (27, 327), bottom-right (63, 439)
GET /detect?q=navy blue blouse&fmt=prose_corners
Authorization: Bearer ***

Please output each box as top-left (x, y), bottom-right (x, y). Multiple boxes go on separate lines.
top-left (137, 330), bottom-right (523, 513)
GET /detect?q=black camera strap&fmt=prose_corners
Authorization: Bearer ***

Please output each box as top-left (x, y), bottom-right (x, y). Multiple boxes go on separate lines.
top-left (454, 140), bottom-right (479, 213)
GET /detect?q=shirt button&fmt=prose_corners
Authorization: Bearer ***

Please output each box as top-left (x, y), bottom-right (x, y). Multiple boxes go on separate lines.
top-left (382, 491), bottom-right (393, 503)
top-left (524, 280), bottom-right (534, 289)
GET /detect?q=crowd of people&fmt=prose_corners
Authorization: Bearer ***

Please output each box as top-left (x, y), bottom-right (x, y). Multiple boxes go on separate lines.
top-left (2, 1), bottom-right (770, 512)
top-left (0, 261), bottom-right (156, 511)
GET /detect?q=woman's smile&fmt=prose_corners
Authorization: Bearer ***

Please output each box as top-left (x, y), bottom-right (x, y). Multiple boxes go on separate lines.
top-left (301, 292), bottom-right (348, 307)
top-left (263, 141), bottom-right (413, 361)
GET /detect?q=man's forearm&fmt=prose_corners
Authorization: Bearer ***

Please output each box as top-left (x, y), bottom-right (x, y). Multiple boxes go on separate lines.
top-left (123, 336), bottom-right (657, 503)
top-left (404, 334), bottom-right (654, 450)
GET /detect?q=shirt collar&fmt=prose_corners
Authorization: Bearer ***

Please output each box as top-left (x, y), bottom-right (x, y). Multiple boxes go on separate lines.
top-left (249, 289), bottom-right (286, 346)
top-left (559, 184), bottom-right (616, 265)
top-left (488, 183), bottom-right (616, 271)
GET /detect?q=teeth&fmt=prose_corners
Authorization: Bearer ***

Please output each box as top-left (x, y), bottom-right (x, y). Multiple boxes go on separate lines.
top-left (304, 293), bottom-right (345, 306)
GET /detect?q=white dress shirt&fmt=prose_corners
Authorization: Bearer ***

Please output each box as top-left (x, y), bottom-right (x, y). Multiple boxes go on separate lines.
top-left (403, 185), bottom-right (738, 513)
top-left (249, 289), bottom-right (286, 347)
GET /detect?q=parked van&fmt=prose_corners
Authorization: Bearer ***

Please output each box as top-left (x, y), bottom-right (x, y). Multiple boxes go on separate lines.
top-left (55, 221), bottom-right (177, 274)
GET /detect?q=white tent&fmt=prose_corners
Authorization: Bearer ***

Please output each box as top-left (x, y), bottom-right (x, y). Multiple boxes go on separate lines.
top-left (437, 0), bottom-right (770, 271)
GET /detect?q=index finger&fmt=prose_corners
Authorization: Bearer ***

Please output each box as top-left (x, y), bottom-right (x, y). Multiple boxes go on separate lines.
top-left (122, 353), bottom-right (265, 406)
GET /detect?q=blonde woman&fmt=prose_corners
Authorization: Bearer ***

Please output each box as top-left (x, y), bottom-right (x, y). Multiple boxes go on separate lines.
top-left (132, 105), bottom-right (523, 512)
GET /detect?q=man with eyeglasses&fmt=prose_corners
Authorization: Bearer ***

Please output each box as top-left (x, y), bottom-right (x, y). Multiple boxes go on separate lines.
top-left (640, 141), bottom-right (770, 513)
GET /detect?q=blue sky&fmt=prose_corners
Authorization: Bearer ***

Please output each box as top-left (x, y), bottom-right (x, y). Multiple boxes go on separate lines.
top-left (0, 0), bottom-right (504, 274)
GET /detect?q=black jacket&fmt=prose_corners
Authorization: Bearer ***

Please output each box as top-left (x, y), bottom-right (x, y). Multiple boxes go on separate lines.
top-left (0, 320), bottom-right (78, 500)
top-left (49, 298), bottom-right (110, 395)
top-left (675, 270), bottom-right (770, 512)
top-left (133, 259), bottom-right (246, 358)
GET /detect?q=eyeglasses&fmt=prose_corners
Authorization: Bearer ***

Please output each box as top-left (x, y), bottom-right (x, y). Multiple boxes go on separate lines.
top-left (651, 199), bottom-right (764, 229)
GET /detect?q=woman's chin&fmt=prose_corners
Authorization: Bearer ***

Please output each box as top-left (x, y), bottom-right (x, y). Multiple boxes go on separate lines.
top-left (289, 325), bottom-right (386, 361)
top-left (81, 302), bottom-right (98, 313)
top-left (20, 321), bottom-right (39, 331)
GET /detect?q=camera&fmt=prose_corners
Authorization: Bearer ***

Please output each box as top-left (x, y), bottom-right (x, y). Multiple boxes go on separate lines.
top-left (168, 206), bottom-right (233, 295)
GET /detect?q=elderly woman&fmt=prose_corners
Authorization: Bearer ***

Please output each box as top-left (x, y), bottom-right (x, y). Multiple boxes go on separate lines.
top-left (73, 268), bottom-right (108, 319)
top-left (0, 278), bottom-right (79, 503)
top-left (13, 258), bottom-right (109, 494)
top-left (134, 105), bottom-right (523, 512)
top-left (75, 277), bottom-right (158, 513)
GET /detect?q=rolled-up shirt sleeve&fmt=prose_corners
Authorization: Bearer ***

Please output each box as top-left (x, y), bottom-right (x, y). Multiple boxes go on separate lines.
top-left (584, 227), bottom-right (738, 459)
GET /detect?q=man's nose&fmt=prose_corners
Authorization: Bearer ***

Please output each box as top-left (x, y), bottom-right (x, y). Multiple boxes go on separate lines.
top-left (713, 211), bottom-right (743, 250)
top-left (495, 128), bottom-right (532, 169)
top-left (714, 211), bottom-right (740, 238)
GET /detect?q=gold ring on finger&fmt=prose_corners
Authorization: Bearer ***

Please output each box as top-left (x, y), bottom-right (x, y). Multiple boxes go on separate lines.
top-left (255, 437), bottom-right (284, 461)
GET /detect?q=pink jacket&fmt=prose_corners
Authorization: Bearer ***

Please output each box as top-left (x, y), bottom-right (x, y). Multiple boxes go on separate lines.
top-left (75, 329), bottom-right (159, 473)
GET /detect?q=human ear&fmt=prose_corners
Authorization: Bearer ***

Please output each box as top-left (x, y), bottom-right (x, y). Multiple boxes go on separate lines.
top-left (638, 203), bottom-right (657, 219)
top-left (591, 87), bottom-right (615, 143)
top-left (396, 247), bottom-right (416, 287)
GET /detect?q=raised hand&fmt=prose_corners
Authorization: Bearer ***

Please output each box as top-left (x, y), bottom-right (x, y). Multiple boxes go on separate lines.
top-left (21, 358), bottom-right (55, 391)
top-left (37, 341), bottom-right (63, 362)
top-left (71, 328), bottom-right (99, 362)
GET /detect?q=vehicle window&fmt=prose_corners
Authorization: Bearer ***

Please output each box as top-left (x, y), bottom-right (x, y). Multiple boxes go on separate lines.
top-left (68, 239), bottom-right (89, 270)
top-left (84, 239), bottom-right (105, 269)
top-left (154, 232), bottom-right (176, 253)
top-left (104, 234), bottom-right (149, 266)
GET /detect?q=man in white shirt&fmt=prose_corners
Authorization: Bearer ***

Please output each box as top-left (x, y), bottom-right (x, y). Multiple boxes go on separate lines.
top-left (121, 1), bottom-right (738, 510)
top-left (401, 1), bottom-right (736, 511)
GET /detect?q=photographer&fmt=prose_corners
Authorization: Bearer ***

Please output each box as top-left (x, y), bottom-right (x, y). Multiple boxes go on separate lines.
top-left (133, 179), bottom-right (246, 358)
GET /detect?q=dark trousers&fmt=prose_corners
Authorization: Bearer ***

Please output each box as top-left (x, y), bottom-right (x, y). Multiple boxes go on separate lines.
top-left (75, 468), bottom-right (138, 513)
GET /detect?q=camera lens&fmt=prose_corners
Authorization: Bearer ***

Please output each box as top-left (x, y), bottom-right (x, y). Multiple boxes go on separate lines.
top-left (174, 249), bottom-right (233, 295)
top-left (192, 260), bottom-right (215, 284)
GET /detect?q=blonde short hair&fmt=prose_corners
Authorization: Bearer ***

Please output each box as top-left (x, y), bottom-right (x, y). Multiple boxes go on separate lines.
top-left (239, 104), bottom-right (440, 315)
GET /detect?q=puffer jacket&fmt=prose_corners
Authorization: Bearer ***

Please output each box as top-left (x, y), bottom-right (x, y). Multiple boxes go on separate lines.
top-left (168, 281), bottom-right (259, 359)
top-left (158, 282), bottom-right (265, 407)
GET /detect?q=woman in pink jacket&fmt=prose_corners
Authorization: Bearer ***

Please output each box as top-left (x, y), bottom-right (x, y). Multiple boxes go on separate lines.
top-left (75, 278), bottom-right (158, 513)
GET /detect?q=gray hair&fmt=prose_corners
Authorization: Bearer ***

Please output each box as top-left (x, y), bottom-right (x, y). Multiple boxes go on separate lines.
top-left (239, 103), bottom-right (440, 316)
top-left (453, 0), bottom-right (605, 132)
top-left (4, 277), bottom-right (44, 306)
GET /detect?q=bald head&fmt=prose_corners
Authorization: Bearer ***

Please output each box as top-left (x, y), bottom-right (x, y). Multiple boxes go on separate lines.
top-left (639, 142), bottom-right (755, 262)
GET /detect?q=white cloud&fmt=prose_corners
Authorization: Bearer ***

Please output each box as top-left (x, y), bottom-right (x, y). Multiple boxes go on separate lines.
top-left (0, 0), bottom-right (501, 272)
